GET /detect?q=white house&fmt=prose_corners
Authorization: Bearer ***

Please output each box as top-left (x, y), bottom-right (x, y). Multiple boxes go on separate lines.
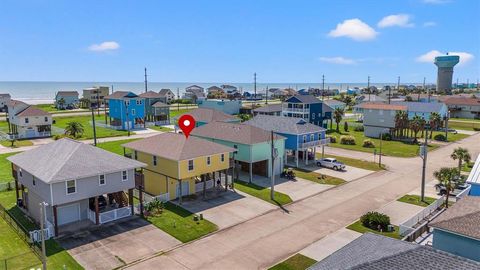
top-left (0, 93), bottom-right (11, 112)
top-left (7, 100), bottom-right (52, 139)
top-left (158, 89), bottom-right (175, 104)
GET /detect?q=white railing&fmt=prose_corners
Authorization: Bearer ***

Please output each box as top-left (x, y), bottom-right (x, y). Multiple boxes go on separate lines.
top-left (456, 185), bottom-right (471, 201)
top-left (87, 208), bottom-right (96, 223)
top-left (87, 206), bottom-right (132, 225)
top-left (399, 196), bottom-right (445, 236)
top-left (29, 220), bottom-right (54, 243)
top-left (195, 180), bottom-right (214, 193)
top-left (6, 131), bottom-right (51, 140)
top-left (299, 138), bottom-right (330, 149)
top-left (141, 191), bottom-right (170, 203)
top-left (282, 106), bottom-right (308, 113)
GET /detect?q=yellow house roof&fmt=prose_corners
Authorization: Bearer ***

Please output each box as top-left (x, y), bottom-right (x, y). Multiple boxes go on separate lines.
top-left (122, 133), bottom-right (235, 161)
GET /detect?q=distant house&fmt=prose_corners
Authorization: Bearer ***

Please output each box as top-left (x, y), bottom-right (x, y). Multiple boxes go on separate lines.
top-left (324, 99), bottom-right (346, 111)
top-left (185, 85), bottom-right (204, 93)
top-left (361, 103), bottom-right (406, 138)
top-left (297, 89), bottom-right (309, 95)
top-left (0, 93), bottom-right (11, 112)
top-left (198, 99), bottom-right (241, 114)
top-left (105, 91), bottom-right (145, 130)
top-left (253, 104), bottom-right (282, 116)
top-left (282, 95), bottom-right (332, 128)
top-left (429, 196), bottom-right (480, 262)
top-left (139, 91), bottom-right (170, 125)
top-left (355, 94), bottom-right (386, 104)
top-left (7, 100), bottom-right (52, 139)
top-left (245, 115), bottom-right (327, 167)
top-left (177, 108), bottom-right (240, 127)
top-left (191, 122), bottom-right (286, 181)
top-left (444, 97), bottom-right (480, 119)
top-left (184, 87), bottom-right (206, 104)
top-left (122, 133), bottom-right (235, 203)
top-left (55, 91), bottom-right (79, 109)
top-left (346, 88), bottom-right (361, 95)
top-left (466, 154), bottom-right (480, 196)
top-left (221, 84), bottom-right (239, 96)
top-left (309, 233), bottom-right (480, 270)
top-left (391, 101), bottom-right (448, 120)
top-left (158, 89), bottom-right (175, 104)
top-left (8, 139), bottom-right (145, 236)
top-left (207, 86), bottom-right (225, 98)
top-left (82, 86), bottom-right (109, 108)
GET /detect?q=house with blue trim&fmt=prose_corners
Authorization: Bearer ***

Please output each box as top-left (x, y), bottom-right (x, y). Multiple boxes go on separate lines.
top-left (105, 91), bottom-right (145, 130)
top-left (245, 115), bottom-right (328, 167)
top-left (429, 196), bottom-right (480, 262)
top-left (467, 154), bottom-right (480, 196)
top-left (282, 95), bottom-right (332, 128)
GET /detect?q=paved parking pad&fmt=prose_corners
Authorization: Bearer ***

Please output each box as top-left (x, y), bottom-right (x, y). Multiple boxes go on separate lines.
top-left (58, 216), bottom-right (181, 270)
top-left (310, 165), bottom-right (374, 182)
top-left (300, 228), bottom-right (362, 261)
top-left (377, 201), bottom-right (425, 225)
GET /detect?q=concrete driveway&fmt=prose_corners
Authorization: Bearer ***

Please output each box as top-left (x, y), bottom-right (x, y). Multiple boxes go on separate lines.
top-left (377, 201), bottom-right (425, 225)
top-left (306, 164), bottom-right (374, 182)
top-left (58, 216), bottom-right (180, 270)
top-left (299, 228), bottom-right (362, 261)
top-left (176, 189), bottom-right (276, 229)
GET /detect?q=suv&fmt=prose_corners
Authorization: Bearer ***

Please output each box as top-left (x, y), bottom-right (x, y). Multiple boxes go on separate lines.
top-left (435, 183), bottom-right (469, 196)
top-left (316, 158), bottom-right (346, 171)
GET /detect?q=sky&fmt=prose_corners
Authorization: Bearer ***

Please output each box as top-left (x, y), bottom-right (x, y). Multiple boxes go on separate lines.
top-left (0, 0), bottom-right (479, 84)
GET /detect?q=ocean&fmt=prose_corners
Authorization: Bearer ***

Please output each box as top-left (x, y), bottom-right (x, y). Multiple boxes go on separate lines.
top-left (0, 81), bottom-right (398, 104)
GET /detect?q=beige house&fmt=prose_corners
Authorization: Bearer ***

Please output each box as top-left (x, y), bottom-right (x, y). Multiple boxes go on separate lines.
top-left (82, 86), bottom-right (110, 107)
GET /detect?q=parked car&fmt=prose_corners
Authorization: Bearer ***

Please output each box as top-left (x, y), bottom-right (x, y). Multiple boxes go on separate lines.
top-left (435, 183), bottom-right (469, 196)
top-left (316, 158), bottom-right (346, 171)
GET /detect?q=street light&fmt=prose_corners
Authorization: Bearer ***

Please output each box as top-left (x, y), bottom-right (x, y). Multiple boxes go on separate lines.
top-left (420, 123), bottom-right (431, 202)
top-left (270, 130), bottom-right (278, 200)
top-left (39, 202), bottom-right (48, 270)
top-left (91, 105), bottom-right (97, 146)
top-left (378, 128), bottom-right (389, 168)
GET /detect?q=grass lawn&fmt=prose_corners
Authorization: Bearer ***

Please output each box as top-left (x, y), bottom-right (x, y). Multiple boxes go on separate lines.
top-left (53, 114), bottom-right (129, 139)
top-left (269, 254), bottom-right (317, 270)
top-left (0, 190), bottom-right (82, 269)
top-left (0, 120), bottom-right (9, 133)
top-left (0, 152), bottom-right (19, 183)
top-left (327, 128), bottom-right (439, 158)
top-left (289, 167), bottom-right (345, 185)
top-left (397, 194), bottom-right (436, 207)
top-left (33, 104), bottom-right (88, 114)
top-left (169, 108), bottom-right (192, 119)
top-left (0, 139), bottom-right (33, 148)
top-left (147, 125), bottom-right (174, 132)
top-left (448, 121), bottom-right (480, 131)
top-left (429, 131), bottom-right (469, 142)
top-left (97, 138), bottom-right (139, 156)
top-left (145, 202), bottom-right (217, 243)
top-left (0, 216), bottom-right (40, 269)
top-left (234, 180), bottom-right (293, 206)
top-left (316, 153), bottom-right (385, 171)
top-left (347, 220), bottom-right (401, 239)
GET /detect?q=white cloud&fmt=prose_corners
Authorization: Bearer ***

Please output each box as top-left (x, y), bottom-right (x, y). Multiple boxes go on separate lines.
top-left (328, 19), bottom-right (378, 41)
top-left (423, 21), bottom-right (437, 27)
top-left (319, 57), bottom-right (357, 65)
top-left (416, 50), bottom-right (475, 66)
top-left (88, 41), bottom-right (120, 52)
top-left (422, 0), bottom-right (450, 4)
top-left (378, 14), bottom-right (414, 28)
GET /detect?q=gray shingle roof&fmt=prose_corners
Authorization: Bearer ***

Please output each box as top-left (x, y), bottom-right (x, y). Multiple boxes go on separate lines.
top-left (285, 95), bottom-right (321, 104)
top-left (0, 93), bottom-right (11, 98)
top-left (324, 100), bottom-right (345, 106)
top-left (122, 133), bottom-right (235, 161)
top-left (105, 91), bottom-right (139, 99)
top-left (191, 121), bottom-right (285, 145)
top-left (244, 115), bottom-right (325, 135)
top-left (391, 101), bottom-right (446, 114)
top-left (309, 233), bottom-right (480, 270)
top-left (159, 89), bottom-right (173, 96)
top-left (179, 108), bottom-right (237, 123)
top-left (16, 106), bottom-right (50, 117)
top-left (429, 196), bottom-right (480, 240)
top-left (8, 139), bottom-right (145, 183)
top-left (252, 104), bottom-right (282, 113)
top-left (139, 91), bottom-right (162, 98)
top-left (56, 91), bottom-right (79, 97)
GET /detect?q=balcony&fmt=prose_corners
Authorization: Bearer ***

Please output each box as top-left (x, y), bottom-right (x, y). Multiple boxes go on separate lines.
top-left (299, 138), bottom-right (330, 149)
top-left (282, 105), bottom-right (309, 113)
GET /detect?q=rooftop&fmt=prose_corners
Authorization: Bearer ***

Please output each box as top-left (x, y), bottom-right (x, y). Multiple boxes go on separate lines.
top-left (252, 104), bottom-right (282, 113)
top-left (152, 101), bottom-right (169, 108)
top-left (8, 138), bottom-right (145, 183)
top-left (122, 133), bottom-right (235, 161)
top-left (391, 101), bottom-right (446, 113)
top-left (139, 91), bottom-right (162, 98)
top-left (159, 89), bottom-right (173, 96)
top-left (179, 108), bottom-right (237, 123)
top-left (15, 106), bottom-right (51, 117)
top-left (244, 115), bottom-right (325, 135)
top-left (466, 154), bottom-right (480, 184)
top-left (361, 103), bottom-right (407, 111)
top-left (0, 93), bottom-right (11, 98)
top-left (324, 99), bottom-right (346, 106)
top-left (56, 91), bottom-right (79, 96)
top-left (105, 91), bottom-right (139, 100)
top-left (285, 95), bottom-right (321, 104)
top-left (444, 97), bottom-right (480, 106)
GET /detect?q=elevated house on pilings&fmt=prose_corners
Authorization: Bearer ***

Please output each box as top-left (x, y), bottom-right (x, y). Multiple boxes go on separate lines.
top-left (139, 91), bottom-right (170, 125)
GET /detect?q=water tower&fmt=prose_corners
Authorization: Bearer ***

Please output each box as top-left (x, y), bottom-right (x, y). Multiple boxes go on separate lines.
top-left (434, 54), bottom-right (460, 95)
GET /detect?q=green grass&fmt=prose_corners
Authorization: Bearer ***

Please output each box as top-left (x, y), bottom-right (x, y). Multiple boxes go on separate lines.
top-left (147, 125), bottom-right (174, 132)
top-left (462, 162), bottom-right (474, 173)
top-left (169, 109), bottom-right (192, 118)
top-left (145, 202), bottom-right (217, 243)
top-left (0, 139), bottom-right (33, 148)
top-left (34, 103), bottom-right (88, 114)
top-left (269, 254), bottom-right (317, 270)
top-left (429, 131), bottom-right (469, 142)
top-left (289, 167), bottom-right (345, 185)
top-left (0, 120), bottom-right (10, 133)
top-left (53, 114), bottom-right (129, 140)
top-left (0, 190), bottom-right (83, 269)
top-left (316, 153), bottom-right (385, 171)
top-left (234, 180), bottom-right (293, 206)
top-left (0, 152), bottom-right (19, 183)
top-left (0, 216), bottom-right (40, 269)
top-left (397, 195), bottom-right (436, 207)
top-left (448, 121), bottom-right (480, 131)
top-left (97, 138), bottom-right (139, 156)
top-left (346, 220), bottom-right (401, 239)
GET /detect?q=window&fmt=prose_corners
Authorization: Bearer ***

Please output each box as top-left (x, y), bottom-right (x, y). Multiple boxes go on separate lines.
top-left (32, 177), bottom-right (36, 186)
top-left (66, 180), bottom-right (76, 194)
top-left (207, 156), bottom-right (211, 165)
top-left (221, 154), bottom-right (225, 162)
top-left (312, 113), bottom-right (315, 119)
top-left (125, 100), bottom-right (130, 106)
top-left (136, 100), bottom-right (142, 105)
top-left (131, 109), bottom-right (136, 116)
top-left (25, 118), bottom-right (29, 124)
top-left (44, 117), bottom-right (48, 122)
top-left (122, 171), bottom-right (128, 181)
top-left (303, 135), bottom-right (307, 143)
top-left (310, 134), bottom-right (315, 141)
top-left (153, 156), bottom-right (157, 166)
top-left (99, 175), bottom-right (106, 186)
top-left (188, 160), bottom-right (194, 171)
top-left (379, 110), bottom-right (384, 115)
top-left (134, 151), bottom-right (138, 160)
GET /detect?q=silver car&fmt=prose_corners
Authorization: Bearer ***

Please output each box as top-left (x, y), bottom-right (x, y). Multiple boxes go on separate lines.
top-left (316, 158), bottom-right (346, 171)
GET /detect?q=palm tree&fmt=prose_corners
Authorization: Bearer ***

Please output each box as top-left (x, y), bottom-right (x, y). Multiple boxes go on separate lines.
top-left (333, 107), bottom-right (344, 132)
top-left (64, 121), bottom-right (85, 138)
top-left (433, 167), bottom-right (459, 208)
top-left (79, 98), bottom-right (91, 109)
top-left (451, 147), bottom-right (471, 175)
top-left (409, 115), bottom-right (423, 143)
top-left (57, 98), bottom-right (66, 109)
top-left (429, 112), bottom-right (441, 139)
top-left (394, 111), bottom-right (403, 138)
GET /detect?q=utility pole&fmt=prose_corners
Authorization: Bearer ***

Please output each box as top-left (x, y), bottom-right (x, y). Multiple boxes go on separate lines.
top-left (39, 202), bottom-right (47, 270)
top-left (421, 123), bottom-right (430, 202)
top-left (270, 130), bottom-right (276, 200)
top-left (254, 72), bottom-right (257, 104)
top-left (379, 130), bottom-right (383, 167)
top-left (322, 74), bottom-right (325, 100)
top-left (397, 76), bottom-right (400, 96)
top-left (388, 79), bottom-right (392, 104)
top-left (177, 88), bottom-right (180, 111)
top-left (144, 67), bottom-right (148, 93)
top-left (424, 77), bottom-right (429, 102)
top-left (91, 105), bottom-right (97, 146)
top-left (265, 86), bottom-right (269, 105)
top-left (367, 76), bottom-right (371, 101)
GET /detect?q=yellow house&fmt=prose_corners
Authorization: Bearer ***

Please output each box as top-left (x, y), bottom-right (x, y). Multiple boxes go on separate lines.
top-left (122, 133), bottom-right (235, 203)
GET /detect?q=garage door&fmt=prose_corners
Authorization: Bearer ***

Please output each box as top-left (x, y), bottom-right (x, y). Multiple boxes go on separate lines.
top-left (57, 203), bottom-right (80, 225)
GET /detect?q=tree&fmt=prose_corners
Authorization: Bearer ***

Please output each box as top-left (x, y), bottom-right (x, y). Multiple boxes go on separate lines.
top-left (333, 107), bottom-right (344, 132)
top-left (344, 121), bottom-right (349, 132)
top-left (394, 110), bottom-right (408, 138)
top-left (451, 147), bottom-right (471, 176)
top-left (237, 114), bottom-right (252, 122)
top-left (57, 98), bottom-right (66, 109)
top-left (79, 98), bottom-right (91, 109)
top-left (64, 121), bottom-right (85, 138)
top-left (429, 112), bottom-right (441, 139)
top-left (433, 167), bottom-right (459, 208)
top-left (409, 115), bottom-right (423, 143)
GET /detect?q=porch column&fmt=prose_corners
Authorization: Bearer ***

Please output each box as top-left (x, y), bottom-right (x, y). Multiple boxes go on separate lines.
top-left (202, 175), bottom-right (206, 199)
top-left (14, 178), bottom-right (19, 205)
top-left (249, 163), bottom-right (253, 183)
top-left (305, 149), bottom-right (308, 165)
top-left (128, 188), bottom-right (134, 215)
top-left (295, 150), bottom-right (299, 168)
top-left (53, 205), bottom-right (58, 237)
top-left (313, 147), bottom-right (316, 160)
top-left (95, 196), bottom-right (99, 225)
top-left (178, 179), bottom-right (183, 205)
top-left (225, 169), bottom-right (228, 191)
top-left (139, 185), bottom-right (144, 217)
top-left (21, 185), bottom-right (26, 210)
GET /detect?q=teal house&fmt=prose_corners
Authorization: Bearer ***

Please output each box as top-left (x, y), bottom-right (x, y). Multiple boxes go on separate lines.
top-left (191, 121), bottom-right (286, 182)
top-left (105, 91), bottom-right (145, 130)
top-left (139, 91), bottom-right (170, 125)
top-left (198, 99), bottom-right (241, 114)
top-left (177, 108), bottom-right (239, 127)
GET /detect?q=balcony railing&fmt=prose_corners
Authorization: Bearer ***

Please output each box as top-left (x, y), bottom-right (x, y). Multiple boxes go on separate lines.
top-left (299, 138), bottom-right (330, 149)
top-left (282, 106), bottom-right (308, 113)
top-left (87, 206), bottom-right (132, 225)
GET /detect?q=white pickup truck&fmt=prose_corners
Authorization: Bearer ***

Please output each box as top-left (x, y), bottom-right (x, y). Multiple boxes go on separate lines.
top-left (316, 158), bottom-right (346, 171)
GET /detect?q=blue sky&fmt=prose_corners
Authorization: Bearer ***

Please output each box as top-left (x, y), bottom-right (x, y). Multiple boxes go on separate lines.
top-left (0, 0), bottom-right (478, 83)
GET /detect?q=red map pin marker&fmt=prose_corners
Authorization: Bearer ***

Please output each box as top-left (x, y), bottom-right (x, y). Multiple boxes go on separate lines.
top-left (178, 114), bottom-right (196, 138)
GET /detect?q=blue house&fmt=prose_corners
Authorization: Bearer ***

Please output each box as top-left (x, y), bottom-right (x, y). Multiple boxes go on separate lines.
top-left (105, 91), bottom-right (145, 130)
top-left (282, 95), bottom-right (332, 128)
top-left (55, 91), bottom-right (79, 109)
top-left (467, 154), bottom-right (480, 196)
top-left (245, 115), bottom-right (328, 167)
top-left (429, 196), bottom-right (480, 262)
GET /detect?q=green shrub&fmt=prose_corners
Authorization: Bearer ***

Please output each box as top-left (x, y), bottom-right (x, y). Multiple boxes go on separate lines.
top-left (327, 135), bottom-right (337, 143)
top-left (360, 211), bottom-right (391, 231)
top-left (362, 139), bottom-right (375, 148)
top-left (381, 133), bottom-right (392, 141)
top-left (434, 134), bottom-right (447, 141)
top-left (354, 125), bottom-right (364, 132)
top-left (473, 127), bottom-right (480, 131)
top-left (340, 135), bottom-right (356, 145)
